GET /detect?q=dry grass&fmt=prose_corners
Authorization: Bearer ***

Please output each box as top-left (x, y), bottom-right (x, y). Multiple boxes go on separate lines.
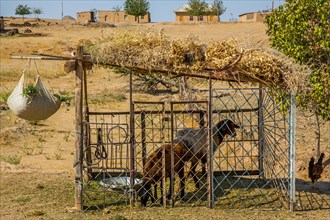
top-left (1, 171), bottom-right (330, 220)
top-left (86, 31), bottom-right (308, 92)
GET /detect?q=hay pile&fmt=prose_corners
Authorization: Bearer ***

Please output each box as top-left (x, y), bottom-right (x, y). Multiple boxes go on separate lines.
top-left (85, 31), bottom-right (308, 92)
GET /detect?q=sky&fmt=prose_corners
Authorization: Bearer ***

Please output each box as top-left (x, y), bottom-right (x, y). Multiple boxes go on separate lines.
top-left (0, 0), bottom-right (285, 22)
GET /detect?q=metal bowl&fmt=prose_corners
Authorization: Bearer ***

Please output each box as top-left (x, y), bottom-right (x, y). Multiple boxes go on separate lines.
top-left (99, 177), bottom-right (142, 192)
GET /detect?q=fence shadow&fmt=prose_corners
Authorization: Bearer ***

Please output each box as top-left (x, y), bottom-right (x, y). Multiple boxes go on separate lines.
top-left (295, 178), bottom-right (330, 211)
top-left (170, 175), bottom-right (330, 210)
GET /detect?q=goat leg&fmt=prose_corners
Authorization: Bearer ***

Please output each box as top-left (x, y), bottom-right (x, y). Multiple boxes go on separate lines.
top-left (160, 178), bottom-right (164, 205)
top-left (150, 184), bottom-right (157, 203)
top-left (201, 156), bottom-right (207, 177)
top-left (178, 167), bottom-right (186, 199)
top-left (148, 187), bottom-right (154, 204)
top-left (190, 161), bottom-right (200, 190)
top-left (167, 174), bottom-right (172, 200)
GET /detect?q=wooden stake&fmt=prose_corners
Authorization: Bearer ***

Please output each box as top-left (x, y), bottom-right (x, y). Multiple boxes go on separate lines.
top-left (83, 67), bottom-right (92, 179)
top-left (74, 46), bottom-right (84, 210)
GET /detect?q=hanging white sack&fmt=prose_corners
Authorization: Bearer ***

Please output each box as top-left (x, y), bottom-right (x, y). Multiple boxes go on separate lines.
top-left (7, 73), bottom-right (61, 121)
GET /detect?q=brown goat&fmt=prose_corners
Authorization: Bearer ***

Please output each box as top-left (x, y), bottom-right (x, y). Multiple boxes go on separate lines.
top-left (139, 143), bottom-right (186, 206)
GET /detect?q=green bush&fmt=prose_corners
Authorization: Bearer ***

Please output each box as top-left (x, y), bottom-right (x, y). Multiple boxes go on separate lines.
top-left (54, 90), bottom-right (73, 106)
top-left (6, 155), bottom-right (21, 165)
top-left (0, 92), bottom-right (10, 104)
top-left (22, 85), bottom-right (40, 97)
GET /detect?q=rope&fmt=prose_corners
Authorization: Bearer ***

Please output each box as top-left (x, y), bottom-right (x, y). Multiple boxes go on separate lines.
top-left (22, 58), bottom-right (31, 87)
top-left (22, 58), bottom-right (31, 75)
top-left (33, 59), bottom-right (40, 77)
top-left (22, 58), bottom-right (40, 86)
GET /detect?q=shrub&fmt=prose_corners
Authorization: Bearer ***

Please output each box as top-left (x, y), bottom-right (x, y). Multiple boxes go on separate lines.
top-left (22, 85), bottom-right (39, 97)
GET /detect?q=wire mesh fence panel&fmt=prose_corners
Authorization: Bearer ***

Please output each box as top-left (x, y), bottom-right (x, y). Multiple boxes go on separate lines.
top-left (133, 102), bottom-right (167, 207)
top-left (78, 88), bottom-right (308, 210)
top-left (170, 101), bottom-right (210, 207)
top-left (294, 187), bottom-right (330, 210)
top-left (82, 120), bottom-right (131, 211)
top-left (211, 88), bottom-right (291, 209)
top-left (133, 101), bottom-right (211, 207)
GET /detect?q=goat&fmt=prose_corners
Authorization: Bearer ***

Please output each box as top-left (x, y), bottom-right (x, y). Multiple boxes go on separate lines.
top-left (139, 143), bottom-right (186, 206)
top-left (175, 119), bottom-right (240, 188)
top-left (140, 119), bottom-right (239, 206)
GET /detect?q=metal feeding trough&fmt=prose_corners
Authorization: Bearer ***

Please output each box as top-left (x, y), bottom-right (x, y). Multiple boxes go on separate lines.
top-left (99, 177), bottom-right (142, 192)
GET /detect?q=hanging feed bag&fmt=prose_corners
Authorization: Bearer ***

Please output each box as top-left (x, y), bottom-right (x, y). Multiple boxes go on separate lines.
top-left (7, 73), bottom-right (61, 121)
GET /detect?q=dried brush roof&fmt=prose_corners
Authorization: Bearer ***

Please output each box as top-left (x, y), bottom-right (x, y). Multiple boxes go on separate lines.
top-left (85, 31), bottom-right (308, 92)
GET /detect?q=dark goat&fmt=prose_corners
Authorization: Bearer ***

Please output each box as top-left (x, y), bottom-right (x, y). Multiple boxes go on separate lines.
top-left (139, 143), bottom-right (185, 206)
top-left (175, 119), bottom-right (240, 188)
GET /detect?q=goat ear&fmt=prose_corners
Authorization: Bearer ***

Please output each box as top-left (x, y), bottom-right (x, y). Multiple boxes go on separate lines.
top-left (216, 121), bottom-right (224, 130)
top-left (226, 120), bottom-right (239, 128)
top-left (233, 122), bottom-right (240, 128)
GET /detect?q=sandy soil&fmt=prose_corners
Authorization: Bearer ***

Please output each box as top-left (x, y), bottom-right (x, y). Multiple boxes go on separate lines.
top-left (0, 18), bottom-right (329, 219)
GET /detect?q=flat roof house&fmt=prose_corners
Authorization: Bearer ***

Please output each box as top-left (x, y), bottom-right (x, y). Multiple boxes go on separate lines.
top-left (76, 11), bottom-right (96, 23)
top-left (98, 11), bottom-right (150, 23)
top-left (239, 11), bottom-right (271, 22)
top-left (174, 4), bottom-right (219, 23)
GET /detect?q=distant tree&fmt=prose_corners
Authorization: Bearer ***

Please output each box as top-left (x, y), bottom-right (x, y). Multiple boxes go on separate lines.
top-left (32, 8), bottom-right (43, 18)
top-left (124, 0), bottom-right (150, 23)
top-left (187, 0), bottom-right (208, 21)
top-left (210, 0), bottom-right (226, 21)
top-left (15, 4), bottom-right (31, 21)
top-left (266, 0), bottom-right (330, 157)
top-left (113, 5), bottom-right (122, 22)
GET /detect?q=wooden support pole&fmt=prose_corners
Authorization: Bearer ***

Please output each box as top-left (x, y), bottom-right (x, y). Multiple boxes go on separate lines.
top-left (83, 67), bottom-right (92, 179)
top-left (83, 68), bottom-right (89, 122)
top-left (74, 46), bottom-right (84, 210)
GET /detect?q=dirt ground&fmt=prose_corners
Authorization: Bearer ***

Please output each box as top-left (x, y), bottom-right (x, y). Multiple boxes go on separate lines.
top-left (0, 18), bottom-right (329, 219)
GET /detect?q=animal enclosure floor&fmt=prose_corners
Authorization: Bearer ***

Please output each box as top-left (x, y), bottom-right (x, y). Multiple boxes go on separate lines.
top-left (1, 171), bottom-right (329, 220)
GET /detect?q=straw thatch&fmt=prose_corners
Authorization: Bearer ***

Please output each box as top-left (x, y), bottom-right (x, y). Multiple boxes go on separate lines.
top-left (85, 31), bottom-right (308, 92)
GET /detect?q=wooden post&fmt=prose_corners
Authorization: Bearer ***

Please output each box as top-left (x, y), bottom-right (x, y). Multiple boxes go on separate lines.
top-left (83, 68), bottom-right (89, 123)
top-left (74, 46), bottom-right (84, 210)
top-left (83, 67), bottom-right (92, 179)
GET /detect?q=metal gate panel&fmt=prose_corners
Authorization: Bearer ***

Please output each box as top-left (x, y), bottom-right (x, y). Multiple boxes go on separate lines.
top-left (82, 118), bottom-right (130, 211)
top-left (211, 88), bottom-right (291, 209)
top-left (170, 101), bottom-right (209, 207)
top-left (133, 102), bottom-right (166, 207)
top-left (134, 101), bottom-right (210, 207)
